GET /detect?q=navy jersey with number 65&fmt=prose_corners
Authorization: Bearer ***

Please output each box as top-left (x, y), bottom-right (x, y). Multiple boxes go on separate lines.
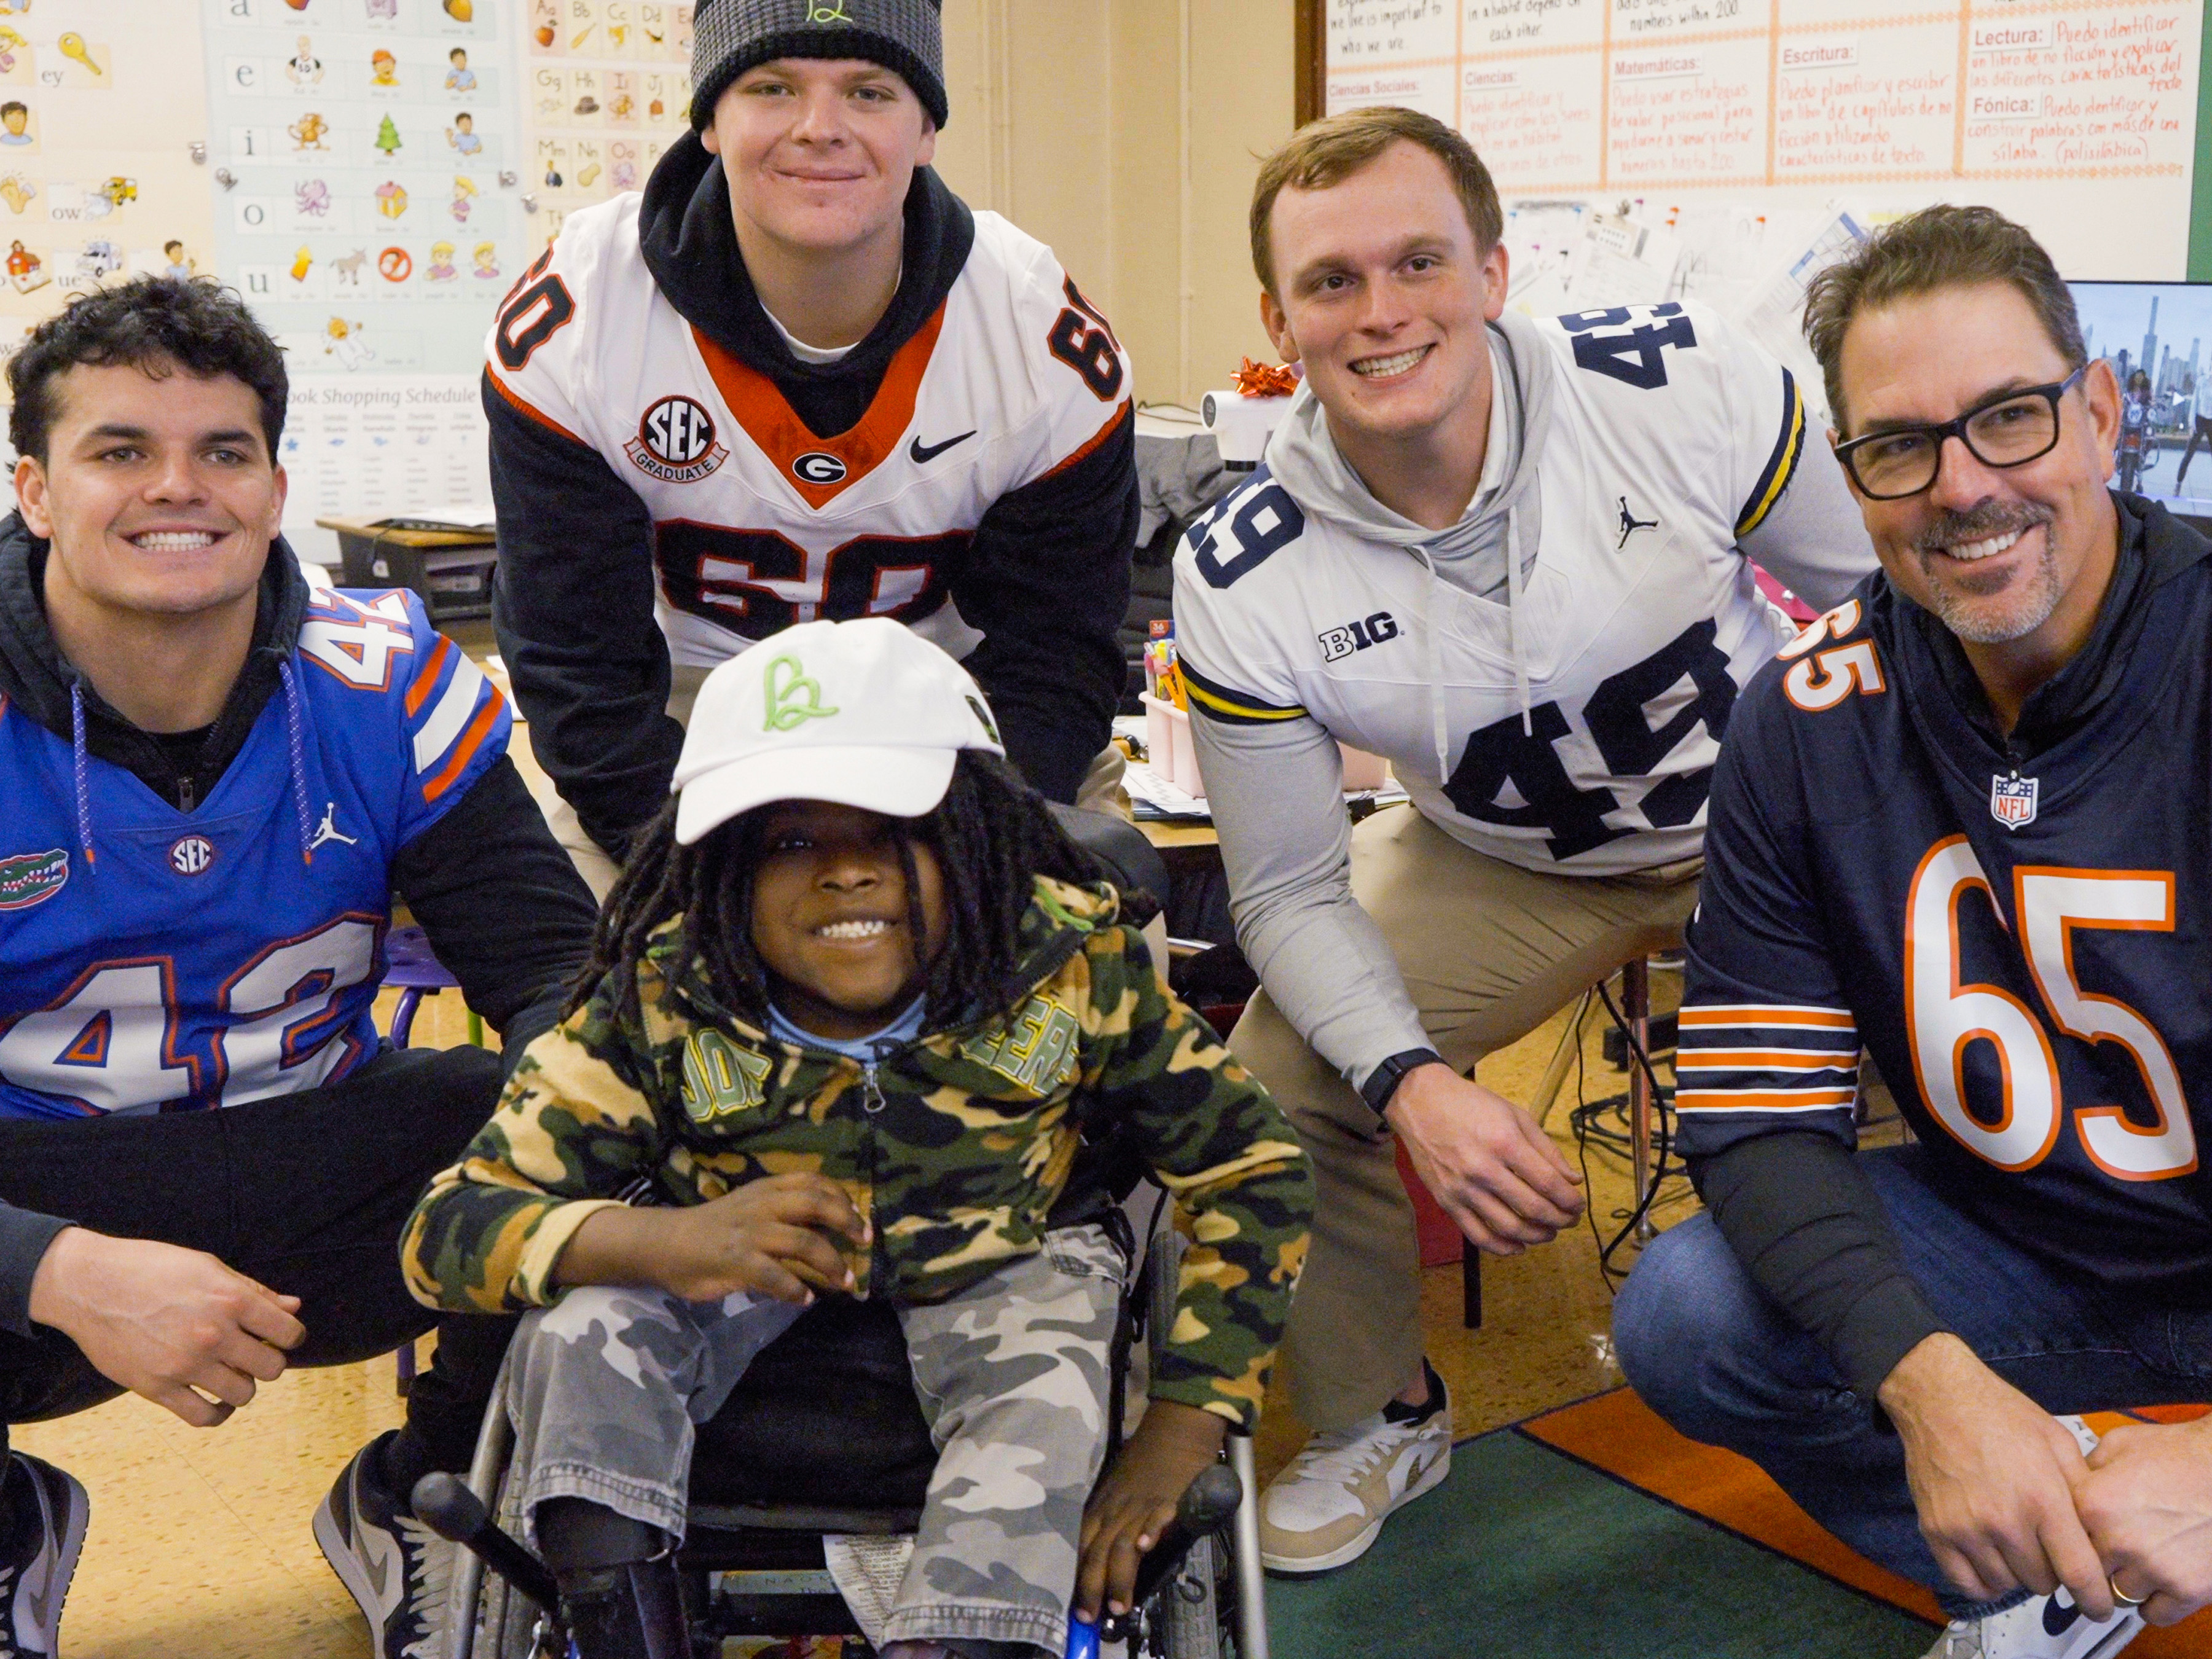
top-left (1678, 509), bottom-right (2212, 1292)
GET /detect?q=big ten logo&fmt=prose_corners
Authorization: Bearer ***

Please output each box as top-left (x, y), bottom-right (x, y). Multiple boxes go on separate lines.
top-left (962, 996), bottom-right (1081, 1095)
top-left (681, 1029), bottom-right (772, 1125)
top-left (1317, 610), bottom-right (1400, 664)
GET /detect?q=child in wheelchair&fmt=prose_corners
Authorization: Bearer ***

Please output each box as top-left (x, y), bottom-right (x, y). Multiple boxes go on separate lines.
top-left (404, 619), bottom-right (1313, 1659)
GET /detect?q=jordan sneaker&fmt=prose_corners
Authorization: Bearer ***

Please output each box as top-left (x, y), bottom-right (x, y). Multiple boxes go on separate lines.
top-left (1258, 1360), bottom-right (1451, 1575)
top-left (314, 1430), bottom-right (453, 1659)
top-left (0, 1454), bottom-right (86, 1659)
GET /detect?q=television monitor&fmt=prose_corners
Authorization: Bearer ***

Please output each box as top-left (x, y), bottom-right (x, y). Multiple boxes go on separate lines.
top-left (2066, 279), bottom-right (2212, 509)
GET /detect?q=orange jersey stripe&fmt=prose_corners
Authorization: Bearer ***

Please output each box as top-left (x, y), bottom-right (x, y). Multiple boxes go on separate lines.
top-left (1039, 399), bottom-right (1132, 480)
top-left (421, 683), bottom-right (504, 803)
top-left (405, 636), bottom-right (454, 719)
top-left (485, 364), bottom-right (587, 448)
top-left (1679, 1006), bottom-right (1857, 1030)
top-left (1675, 1049), bottom-right (1861, 1070)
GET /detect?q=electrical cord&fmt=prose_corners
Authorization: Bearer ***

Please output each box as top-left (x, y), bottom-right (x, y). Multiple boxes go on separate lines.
top-left (1569, 971), bottom-right (1692, 1290)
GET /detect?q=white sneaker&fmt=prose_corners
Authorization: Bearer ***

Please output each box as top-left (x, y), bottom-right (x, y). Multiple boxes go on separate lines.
top-left (1258, 1368), bottom-right (1451, 1575)
top-left (1921, 1591), bottom-right (2144, 1659)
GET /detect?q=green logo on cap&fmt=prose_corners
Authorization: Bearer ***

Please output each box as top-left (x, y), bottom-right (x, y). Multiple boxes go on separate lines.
top-left (763, 653), bottom-right (839, 732)
top-left (806, 1), bottom-right (853, 21)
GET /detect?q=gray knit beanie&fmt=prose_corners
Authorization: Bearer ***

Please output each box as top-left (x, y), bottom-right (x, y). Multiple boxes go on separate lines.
top-left (691, 0), bottom-right (947, 131)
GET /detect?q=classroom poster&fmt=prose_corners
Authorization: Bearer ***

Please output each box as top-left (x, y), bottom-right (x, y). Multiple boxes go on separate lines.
top-left (0, 0), bottom-right (218, 442)
top-left (203, 0), bottom-right (520, 554)
top-left (513, 0), bottom-right (689, 247)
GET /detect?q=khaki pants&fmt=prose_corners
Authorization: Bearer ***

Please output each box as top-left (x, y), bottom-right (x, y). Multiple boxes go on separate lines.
top-left (527, 663), bottom-right (1135, 904)
top-left (1228, 804), bottom-right (1700, 1432)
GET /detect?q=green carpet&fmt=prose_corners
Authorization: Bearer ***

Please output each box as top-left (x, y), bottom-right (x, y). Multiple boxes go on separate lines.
top-left (1266, 1427), bottom-right (1938, 1659)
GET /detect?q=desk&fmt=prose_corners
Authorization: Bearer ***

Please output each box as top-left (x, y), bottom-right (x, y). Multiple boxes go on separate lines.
top-left (316, 514), bottom-right (499, 623)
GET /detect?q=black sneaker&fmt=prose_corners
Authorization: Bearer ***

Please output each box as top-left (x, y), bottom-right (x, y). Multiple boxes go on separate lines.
top-left (0, 1453), bottom-right (87, 1659)
top-left (313, 1430), bottom-right (452, 1659)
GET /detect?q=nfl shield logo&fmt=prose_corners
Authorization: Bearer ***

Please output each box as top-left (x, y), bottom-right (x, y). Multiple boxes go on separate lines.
top-left (1990, 774), bottom-right (2038, 830)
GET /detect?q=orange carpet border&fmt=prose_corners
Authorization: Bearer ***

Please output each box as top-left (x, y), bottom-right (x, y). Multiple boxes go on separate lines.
top-left (1518, 1388), bottom-right (2212, 1655)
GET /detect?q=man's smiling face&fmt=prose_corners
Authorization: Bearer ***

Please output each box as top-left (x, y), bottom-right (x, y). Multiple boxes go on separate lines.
top-left (1260, 138), bottom-right (1505, 457)
top-left (703, 57), bottom-right (934, 258)
top-left (16, 361), bottom-right (283, 622)
top-left (1836, 281), bottom-right (2119, 649)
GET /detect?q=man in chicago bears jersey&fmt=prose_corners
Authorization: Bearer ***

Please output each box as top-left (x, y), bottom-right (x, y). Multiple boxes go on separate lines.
top-left (1616, 207), bottom-right (2212, 1657)
top-left (0, 278), bottom-right (597, 1658)
top-left (485, 0), bottom-right (1137, 895)
top-left (1170, 106), bottom-right (1877, 1573)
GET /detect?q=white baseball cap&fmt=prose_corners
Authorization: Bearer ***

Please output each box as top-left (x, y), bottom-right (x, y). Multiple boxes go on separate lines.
top-left (671, 618), bottom-right (1007, 845)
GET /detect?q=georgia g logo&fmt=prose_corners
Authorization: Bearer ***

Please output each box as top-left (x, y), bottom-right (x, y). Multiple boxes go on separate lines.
top-left (792, 451), bottom-right (849, 486)
top-left (624, 395), bottom-right (729, 484)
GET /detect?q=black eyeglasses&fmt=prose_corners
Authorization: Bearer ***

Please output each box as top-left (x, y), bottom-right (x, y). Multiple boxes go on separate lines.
top-left (1834, 365), bottom-right (2089, 500)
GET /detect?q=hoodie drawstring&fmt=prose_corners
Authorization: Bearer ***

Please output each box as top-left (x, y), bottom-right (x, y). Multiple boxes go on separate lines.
top-left (276, 657), bottom-right (315, 865)
top-left (1505, 501), bottom-right (1533, 736)
top-left (68, 679), bottom-right (95, 871)
top-left (1411, 546), bottom-right (1451, 783)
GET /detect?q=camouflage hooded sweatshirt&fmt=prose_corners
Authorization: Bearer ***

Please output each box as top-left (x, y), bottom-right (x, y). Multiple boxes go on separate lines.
top-left (404, 877), bottom-right (1312, 1429)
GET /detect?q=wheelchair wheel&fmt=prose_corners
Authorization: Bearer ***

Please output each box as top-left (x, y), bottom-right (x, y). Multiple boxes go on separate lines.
top-left (1137, 1201), bottom-right (1241, 1659)
top-left (1150, 1529), bottom-right (1231, 1659)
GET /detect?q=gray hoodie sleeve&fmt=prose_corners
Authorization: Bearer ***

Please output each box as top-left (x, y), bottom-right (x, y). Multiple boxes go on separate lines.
top-left (1190, 706), bottom-right (1430, 1092)
top-left (0, 1203), bottom-right (73, 1338)
top-left (1736, 436), bottom-right (1877, 613)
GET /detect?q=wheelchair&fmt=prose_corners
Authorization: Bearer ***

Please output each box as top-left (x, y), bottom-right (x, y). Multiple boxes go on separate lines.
top-left (419, 1188), bottom-right (1272, 1659)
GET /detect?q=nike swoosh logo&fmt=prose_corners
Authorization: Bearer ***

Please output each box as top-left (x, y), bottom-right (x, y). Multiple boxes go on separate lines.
top-left (2044, 1591), bottom-right (2084, 1636)
top-left (909, 429), bottom-right (976, 464)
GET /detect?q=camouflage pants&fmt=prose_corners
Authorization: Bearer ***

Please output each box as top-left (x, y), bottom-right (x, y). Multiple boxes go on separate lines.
top-left (501, 1225), bottom-right (1126, 1658)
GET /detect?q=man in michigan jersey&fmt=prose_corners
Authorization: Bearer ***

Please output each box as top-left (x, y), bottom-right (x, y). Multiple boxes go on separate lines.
top-left (1170, 106), bottom-right (1877, 1572)
top-left (484, 0), bottom-right (1138, 894)
top-left (0, 279), bottom-right (597, 1658)
top-left (1617, 209), bottom-right (2212, 1657)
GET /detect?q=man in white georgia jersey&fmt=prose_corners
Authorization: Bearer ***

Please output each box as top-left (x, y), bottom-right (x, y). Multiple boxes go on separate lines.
top-left (485, 0), bottom-right (1138, 896)
top-left (1171, 106), bottom-right (1877, 1573)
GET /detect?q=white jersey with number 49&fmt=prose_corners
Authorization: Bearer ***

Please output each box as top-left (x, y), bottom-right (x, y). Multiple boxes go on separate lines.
top-left (1174, 301), bottom-right (1852, 876)
top-left (483, 192), bottom-right (1132, 669)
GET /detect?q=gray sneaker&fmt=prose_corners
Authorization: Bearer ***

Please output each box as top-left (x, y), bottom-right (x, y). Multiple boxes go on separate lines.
top-left (0, 1454), bottom-right (87, 1659)
top-left (313, 1431), bottom-right (453, 1659)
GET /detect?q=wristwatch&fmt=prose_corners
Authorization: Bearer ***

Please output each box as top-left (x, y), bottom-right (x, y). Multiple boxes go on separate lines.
top-left (1359, 1048), bottom-right (1445, 1124)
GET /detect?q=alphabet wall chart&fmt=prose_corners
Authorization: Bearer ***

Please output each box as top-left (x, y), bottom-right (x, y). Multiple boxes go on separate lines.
top-left (0, 1), bottom-right (216, 369)
top-left (516, 0), bottom-right (689, 246)
top-left (201, 0), bottom-right (520, 557)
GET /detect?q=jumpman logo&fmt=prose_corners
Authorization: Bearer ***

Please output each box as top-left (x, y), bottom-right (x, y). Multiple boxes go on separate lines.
top-left (1617, 496), bottom-right (1659, 550)
top-left (308, 802), bottom-right (359, 852)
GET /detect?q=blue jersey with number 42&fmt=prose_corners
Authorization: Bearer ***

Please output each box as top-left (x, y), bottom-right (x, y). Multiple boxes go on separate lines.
top-left (0, 582), bottom-right (508, 1120)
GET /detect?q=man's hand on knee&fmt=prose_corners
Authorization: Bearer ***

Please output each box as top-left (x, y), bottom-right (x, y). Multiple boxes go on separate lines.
top-left (1385, 1065), bottom-right (1585, 1254)
top-left (2078, 1416), bottom-right (2212, 1625)
top-left (25, 1227), bottom-right (304, 1428)
top-left (1879, 1333), bottom-right (2114, 1619)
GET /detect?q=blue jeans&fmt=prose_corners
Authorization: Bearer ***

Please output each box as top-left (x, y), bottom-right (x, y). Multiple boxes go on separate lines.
top-left (1614, 1145), bottom-right (2212, 1617)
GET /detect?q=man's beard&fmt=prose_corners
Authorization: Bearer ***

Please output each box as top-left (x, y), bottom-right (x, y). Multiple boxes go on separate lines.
top-left (1913, 500), bottom-right (2061, 645)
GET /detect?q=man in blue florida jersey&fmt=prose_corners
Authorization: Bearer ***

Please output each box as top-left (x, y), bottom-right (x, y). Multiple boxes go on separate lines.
top-left (0, 278), bottom-right (598, 1658)
top-left (1171, 105), bottom-right (1877, 1572)
top-left (1617, 206), bottom-right (2212, 1659)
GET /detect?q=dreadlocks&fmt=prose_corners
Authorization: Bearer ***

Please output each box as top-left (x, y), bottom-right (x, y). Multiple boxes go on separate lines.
top-left (568, 751), bottom-right (1117, 1031)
